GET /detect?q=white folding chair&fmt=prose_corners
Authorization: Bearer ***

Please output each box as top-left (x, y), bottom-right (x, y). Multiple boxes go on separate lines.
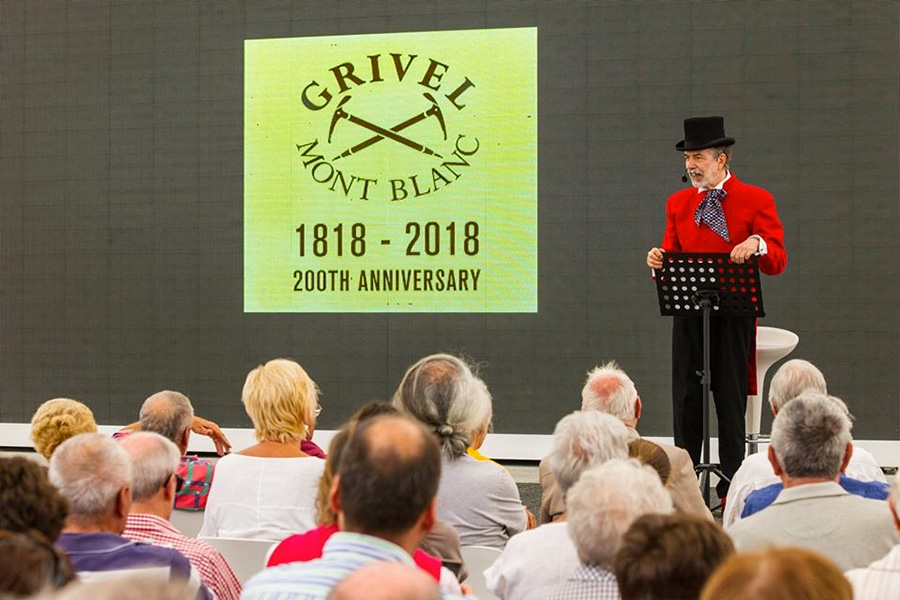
top-left (459, 545), bottom-right (503, 600)
top-left (170, 510), bottom-right (205, 538)
top-left (197, 537), bottom-right (277, 584)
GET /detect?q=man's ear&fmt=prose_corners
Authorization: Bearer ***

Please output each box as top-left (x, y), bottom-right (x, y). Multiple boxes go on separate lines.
top-left (163, 474), bottom-right (177, 504)
top-left (179, 427), bottom-right (191, 453)
top-left (767, 445), bottom-right (783, 477)
top-left (840, 442), bottom-right (853, 473)
top-left (329, 474), bottom-right (342, 515)
top-left (633, 396), bottom-right (642, 421)
top-left (117, 485), bottom-right (132, 519)
top-left (420, 497), bottom-right (437, 534)
top-left (889, 496), bottom-right (900, 531)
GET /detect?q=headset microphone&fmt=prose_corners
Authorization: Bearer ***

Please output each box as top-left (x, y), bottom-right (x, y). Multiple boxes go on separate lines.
top-left (681, 172), bottom-right (688, 183)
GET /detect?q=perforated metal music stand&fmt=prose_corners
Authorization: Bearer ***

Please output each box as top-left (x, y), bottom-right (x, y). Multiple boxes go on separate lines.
top-left (655, 252), bottom-right (765, 509)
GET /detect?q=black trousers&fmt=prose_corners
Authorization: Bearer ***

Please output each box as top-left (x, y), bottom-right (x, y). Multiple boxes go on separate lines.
top-left (672, 314), bottom-right (754, 497)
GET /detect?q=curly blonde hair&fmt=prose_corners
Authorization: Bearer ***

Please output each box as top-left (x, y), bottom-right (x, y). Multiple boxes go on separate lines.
top-left (30, 398), bottom-right (98, 460)
top-left (242, 359), bottom-right (318, 443)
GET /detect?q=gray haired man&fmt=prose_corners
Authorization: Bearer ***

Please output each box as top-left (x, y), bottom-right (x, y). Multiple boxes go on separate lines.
top-left (727, 392), bottom-right (898, 571)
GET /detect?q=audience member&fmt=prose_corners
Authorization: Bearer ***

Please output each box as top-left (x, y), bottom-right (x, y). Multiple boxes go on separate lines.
top-left (628, 438), bottom-right (671, 485)
top-left (724, 359), bottom-right (885, 528)
top-left (700, 547), bottom-right (852, 600)
top-left (846, 476), bottom-right (900, 597)
top-left (614, 514), bottom-right (734, 600)
top-left (727, 392), bottom-right (897, 570)
top-left (0, 530), bottom-right (76, 597)
top-left (49, 433), bottom-right (209, 598)
top-left (266, 402), bottom-right (463, 593)
top-left (393, 353), bottom-right (531, 548)
top-left (30, 398), bottom-right (97, 460)
top-left (119, 432), bottom-right (242, 600)
top-left (547, 459), bottom-right (674, 600)
top-left (327, 562), bottom-right (441, 600)
top-left (485, 411), bottom-right (628, 600)
top-left (0, 455), bottom-right (68, 541)
top-left (114, 391), bottom-right (220, 510)
top-left (200, 358), bottom-right (325, 540)
top-left (242, 414), bottom-right (471, 599)
top-left (540, 361), bottom-right (710, 523)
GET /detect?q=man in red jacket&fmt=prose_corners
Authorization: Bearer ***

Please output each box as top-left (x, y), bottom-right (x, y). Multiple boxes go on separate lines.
top-left (646, 116), bottom-right (786, 500)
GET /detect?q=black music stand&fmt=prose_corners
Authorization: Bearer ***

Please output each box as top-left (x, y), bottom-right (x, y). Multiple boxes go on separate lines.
top-left (654, 252), bottom-right (764, 510)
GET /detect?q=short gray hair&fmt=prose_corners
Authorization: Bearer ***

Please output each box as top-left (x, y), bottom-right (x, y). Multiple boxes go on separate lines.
top-left (392, 354), bottom-right (492, 459)
top-left (48, 433), bottom-right (132, 520)
top-left (713, 145), bottom-right (733, 164)
top-left (566, 459), bottom-right (673, 568)
top-left (768, 359), bottom-right (827, 412)
top-left (118, 432), bottom-right (181, 503)
top-left (139, 391), bottom-right (194, 445)
top-left (581, 361), bottom-right (638, 420)
top-left (770, 392), bottom-right (852, 480)
top-left (549, 411), bottom-right (629, 495)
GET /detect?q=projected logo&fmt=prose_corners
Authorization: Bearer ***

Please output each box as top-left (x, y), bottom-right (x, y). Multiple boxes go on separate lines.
top-left (245, 28), bottom-right (536, 312)
top-left (295, 54), bottom-right (478, 202)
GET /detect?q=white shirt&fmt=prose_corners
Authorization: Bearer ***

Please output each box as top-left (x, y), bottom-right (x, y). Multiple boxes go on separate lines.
top-left (847, 544), bottom-right (900, 599)
top-left (723, 445), bottom-right (885, 529)
top-left (199, 453), bottom-right (325, 541)
top-left (484, 522), bottom-right (579, 600)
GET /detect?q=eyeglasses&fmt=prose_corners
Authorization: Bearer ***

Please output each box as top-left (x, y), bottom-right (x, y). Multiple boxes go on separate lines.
top-left (174, 473), bottom-right (185, 494)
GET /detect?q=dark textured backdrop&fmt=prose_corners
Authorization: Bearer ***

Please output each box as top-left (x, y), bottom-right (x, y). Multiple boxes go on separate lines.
top-left (1, 1), bottom-right (897, 440)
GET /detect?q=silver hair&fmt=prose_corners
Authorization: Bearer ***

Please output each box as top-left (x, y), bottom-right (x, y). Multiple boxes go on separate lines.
top-left (392, 354), bottom-right (492, 459)
top-left (581, 361), bottom-right (638, 420)
top-left (118, 432), bottom-right (181, 503)
top-left (548, 410), bottom-right (629, 495)
top-left (139, 391), bottom-right (194, 445)
top-left (712, 145), bottom-right (733, 164)
top-left (566, 459), bottom-right (673, 568)
top-left (770, 392), bottom-right (852, 480)
top-left (768, 359), bottom-right (827, 413)
top-left (48, 433), bottom-right (132, 520)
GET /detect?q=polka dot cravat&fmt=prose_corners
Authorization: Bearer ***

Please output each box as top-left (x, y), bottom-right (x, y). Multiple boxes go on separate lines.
top-left (694, 188), bottom-right (730, 242)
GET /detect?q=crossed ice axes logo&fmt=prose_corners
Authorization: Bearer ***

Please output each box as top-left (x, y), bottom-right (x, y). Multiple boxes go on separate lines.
top-left (328, 92), bottom-right (447, 161)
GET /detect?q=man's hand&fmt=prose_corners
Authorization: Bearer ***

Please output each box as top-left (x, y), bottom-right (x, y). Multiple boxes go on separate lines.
top-left (647, 247), bottom-right (665, 270)
top-left (730, 236), bottom-right (760, 264)
top-left (191, 416), bottom-right (232, 456)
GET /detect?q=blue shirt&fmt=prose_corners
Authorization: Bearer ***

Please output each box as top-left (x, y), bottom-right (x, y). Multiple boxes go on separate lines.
top-left (241, 532), bottom-right (467, 600)
top-left (742, 474), bottom-right (890, 519)
top-left (57, 531), bottom-right (211, 600)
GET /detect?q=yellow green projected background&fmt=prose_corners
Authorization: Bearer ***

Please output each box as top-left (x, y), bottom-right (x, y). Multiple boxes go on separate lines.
top-left (244, 28), bottom-right (537, 312)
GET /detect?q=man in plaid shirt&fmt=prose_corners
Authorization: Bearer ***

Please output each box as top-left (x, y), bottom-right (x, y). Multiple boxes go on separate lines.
top-left (116, 390), bottom-right (229, 510)
top-left (120, 432), bottom-right (242, 600)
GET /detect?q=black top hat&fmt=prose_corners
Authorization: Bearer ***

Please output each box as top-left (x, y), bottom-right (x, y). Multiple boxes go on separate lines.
top-left (675, 116), bottom-right (736, 151)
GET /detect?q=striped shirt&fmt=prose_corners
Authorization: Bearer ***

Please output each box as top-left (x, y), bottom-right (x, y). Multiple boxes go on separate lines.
top-left (547, 565), bottom-right (621, 600)
top-left (124, 513), bottom-right (242, 600)
top-left (846, 545), bottom-right (900, 599)
top-left (241, 532), bottom-right (468, 600)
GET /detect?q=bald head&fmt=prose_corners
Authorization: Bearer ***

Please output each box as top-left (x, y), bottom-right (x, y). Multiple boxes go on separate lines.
top-left (327, 562), bottom-right (440, 600)
top-left (581, 361), bottom-right (639, 421)
top-left (337, 415), bottom-right (441, 536)
top-left (139, 391), bottom-right (194, 451)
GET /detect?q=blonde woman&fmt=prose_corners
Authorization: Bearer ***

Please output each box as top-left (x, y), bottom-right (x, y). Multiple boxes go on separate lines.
top-left (30, 398), bottom-right (98, 460)
top-left (199, 359), bottom-right (325, 540)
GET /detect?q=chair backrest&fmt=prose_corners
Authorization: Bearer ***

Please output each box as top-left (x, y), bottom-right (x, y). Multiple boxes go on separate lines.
top-left (171, 509), bottom-right (206, 539)
top-left (197, 537), bottom-right (277, 584)
top-left (459, 545), bottom-right (503, 600)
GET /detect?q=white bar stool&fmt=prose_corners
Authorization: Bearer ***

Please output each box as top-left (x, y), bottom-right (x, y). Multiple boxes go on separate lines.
top-left (745, 326), bottom-right (799, 454)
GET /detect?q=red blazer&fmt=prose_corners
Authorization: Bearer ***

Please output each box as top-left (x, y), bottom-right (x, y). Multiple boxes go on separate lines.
top-left (660, 173), bottom-right (787, 394)
top-left (661, 173), bottom-right (786, 276)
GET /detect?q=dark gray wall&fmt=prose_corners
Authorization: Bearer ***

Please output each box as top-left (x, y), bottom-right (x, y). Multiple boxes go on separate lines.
top-left (1, 1), bottom-right (898, 439)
